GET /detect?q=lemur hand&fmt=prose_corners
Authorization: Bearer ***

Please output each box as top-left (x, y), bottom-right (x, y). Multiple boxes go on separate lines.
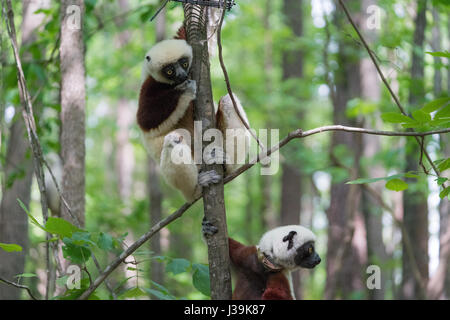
top-left (175, 79), bottom-right (197, 96)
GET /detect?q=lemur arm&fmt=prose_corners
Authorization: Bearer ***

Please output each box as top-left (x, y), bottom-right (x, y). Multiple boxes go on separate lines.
top-left (228, 238), bottom-right (258, 270)
top-left (216, 94), bottom-right (250, 174)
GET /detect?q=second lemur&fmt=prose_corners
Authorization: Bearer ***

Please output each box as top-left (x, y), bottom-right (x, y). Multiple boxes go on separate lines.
top-left (228, 225), bottom-right (321, 300)
top-left (137, 28), bottom-right (250, 202)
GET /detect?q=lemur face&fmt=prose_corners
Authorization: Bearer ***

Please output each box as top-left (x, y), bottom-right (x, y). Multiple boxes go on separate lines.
top-left (258, 225), bottom-right (321, 270)
top-left (293, 240), bottom-right (321, 269)
top-left (142, 39), bottom-right (193, 85)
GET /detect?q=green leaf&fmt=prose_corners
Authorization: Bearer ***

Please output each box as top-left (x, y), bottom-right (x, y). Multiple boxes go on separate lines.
top-left (426, 51), bottom-right (450, 58)
top-left (144, 288), bottom-right (175, 300)
top-left (166, 258), bottom-right (191, 275)
top-left (97, 232), bottom-right (114, 251)
top-left (119, 287), bottom-right (147, 299)
top-left (45, 217), bottom-right (81, 238)
top-left (421, 97), bottom-right (450, 113)
top-left (435, 104), bottom-right (450, 119)
top-left (62, 237), bottom-right (91, 264)
top-left (439, 187), bottom-right (450, 200)
top-left (15, 273), bottom-right (37, 278)
top-left (436, 177), bottom-right (448, 186)
top-left (436, 158), bottom-right (450, 172)
top-left (411, 109), bottom-right (431, 123)
top-left (192, 264), bottom-right (210, 297)
top-left (381, 112), bottom-right (413, 123)
top-left (17, 199), bottom-right (47, 232)
top-left (385, 179), bottom-right (408, 192)
top-left (0, 243), bottom-right (23, 252)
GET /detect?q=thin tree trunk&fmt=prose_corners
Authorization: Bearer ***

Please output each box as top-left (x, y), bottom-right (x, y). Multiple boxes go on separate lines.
top-left (260, 0), bottom-right (277, 232)
top-left (184, 4), bottom-right (232, 300)
top-left (280, 0), bottom-right (304, 300)
top-left (360, 0), bottom-right (388, 300)
top-left (427, 8), bottom-right (449, 299)
top-left (401, 0), bottom-right (428, 300)
top-left (0, 0), bottom-right (49, 299)
top-left (60, 0), bottom-right (86, 227)
top-left (114, 0), bottom-right (135, 203)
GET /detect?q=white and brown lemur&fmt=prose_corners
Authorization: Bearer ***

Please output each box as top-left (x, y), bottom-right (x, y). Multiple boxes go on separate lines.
top-left (227, 225), bottom-right (321, 300)
top-left (137, 28), bottom-right (250, 202)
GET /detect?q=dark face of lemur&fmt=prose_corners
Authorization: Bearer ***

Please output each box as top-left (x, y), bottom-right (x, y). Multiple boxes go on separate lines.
top-left (294, 241), bottom-right (321, 268)
top-left (147, 55), bottom-right (190, 85)
top-left (282, 231), bottom-right (321, 269)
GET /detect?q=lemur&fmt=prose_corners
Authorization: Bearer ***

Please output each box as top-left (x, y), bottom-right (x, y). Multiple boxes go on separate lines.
top-left (228, 225), bottom-right (321, 300)
top-left (137, 27), bottom-right (250, 202)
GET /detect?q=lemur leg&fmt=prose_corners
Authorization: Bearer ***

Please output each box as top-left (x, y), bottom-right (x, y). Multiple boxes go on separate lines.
top-left (216, 93), bottom-right (251, 174)
top-left (160, 130), bottom-right (200, 202)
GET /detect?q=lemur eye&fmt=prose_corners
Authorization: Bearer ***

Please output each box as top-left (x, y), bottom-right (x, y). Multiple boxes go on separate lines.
top-left (182, 62), bottom-right (189, 68)
top-left (308, 247), bottom-right (313, 255)
top-left (166, 69), bottom-right (173, 75)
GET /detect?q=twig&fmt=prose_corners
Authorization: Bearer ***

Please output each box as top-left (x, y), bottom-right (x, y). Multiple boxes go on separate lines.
top-left (3, 0), bottom-right (53, 299)
top-left (216, 8), bottom-right (265, 154)
top-left (77, 124), bottom-right (448, 299)
top-left (335, 0), bottom-right (444, 186)
top-left (0, 276), bottom-right (38, 300)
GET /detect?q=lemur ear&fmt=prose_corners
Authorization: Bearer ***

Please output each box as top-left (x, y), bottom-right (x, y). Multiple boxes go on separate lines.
top-left (282, 231), bottom-right (297, 250)
top-left (146, 55), bottom-right (151, 62)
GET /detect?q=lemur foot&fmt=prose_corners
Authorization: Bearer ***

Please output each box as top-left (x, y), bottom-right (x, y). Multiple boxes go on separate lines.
top-left (202, 217), bottom-right (218, 237)
top-left (163, 130), bottom-right (184, 148)
top-left (204, 147), bottom-right (229, 165)
top-left (198, 170), bottom-right (221, 187)
top-left (175, 79), bottom-right (197, 96)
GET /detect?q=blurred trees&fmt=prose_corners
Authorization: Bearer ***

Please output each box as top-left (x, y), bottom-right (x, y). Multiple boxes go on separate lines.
top-left (0, 0), bottom-right (449, 300)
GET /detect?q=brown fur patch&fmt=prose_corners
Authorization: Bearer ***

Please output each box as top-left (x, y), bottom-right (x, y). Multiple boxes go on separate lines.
top-left (175, 26), bottom-right (186, 40)
top-left (228, 238), bottom-right (293, 300)
top-left (137, 76), bottom-right (184, 132)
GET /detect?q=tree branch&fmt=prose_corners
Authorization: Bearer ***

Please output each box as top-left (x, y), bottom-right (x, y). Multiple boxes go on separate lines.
top-left (77, 124), bottom-right (448, 299)
top-left (0, 276), bottom-right (38, 300)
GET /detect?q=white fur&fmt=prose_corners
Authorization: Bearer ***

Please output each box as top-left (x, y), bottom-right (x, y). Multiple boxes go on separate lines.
top-left (141, 39), bottom-right (193, 84)
top-left (257, 225), bottom-right (316, 270)
top-left (218, 94), bottom-right (251, 173)
top-left (160, 130), bottom-right (200, 202)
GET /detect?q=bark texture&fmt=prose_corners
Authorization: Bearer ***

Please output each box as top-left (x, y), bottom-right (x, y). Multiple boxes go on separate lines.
top-left (0, 0), bottom-right (49, 299)
top-left (401, 0), bottom-right (428, 300)
top-left (60, 0), bottom-right (86, 227)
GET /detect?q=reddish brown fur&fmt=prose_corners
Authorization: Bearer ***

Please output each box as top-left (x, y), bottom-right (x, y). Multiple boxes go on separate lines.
top-left (137, 75), bottom-right (193, 135)
top-left (229, 238), bottom-right (293, 300)
top-left (175, 26), bottom-right (187, 40)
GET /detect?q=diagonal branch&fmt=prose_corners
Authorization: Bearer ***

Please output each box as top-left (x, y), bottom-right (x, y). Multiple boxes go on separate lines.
top-left (77, 124), bottom-right (448, 299)
top-left (0, 276), bottom-right (38, 300)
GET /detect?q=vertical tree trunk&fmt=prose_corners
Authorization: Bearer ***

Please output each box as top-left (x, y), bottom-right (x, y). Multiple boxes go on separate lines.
top-left (60, 0), bottom-right (86, 227)
top-left (401, 0), bottom-right (428, 300)
top-left (148, 1), bottom-right (166, 288)
top-left (0, 0), bottom-right (49, 299)
top-left (260, 0), bottom-right (277, 232)
top-left (114, 0), bottom-right (135, 203)
top-left (184, 5), bottom-right (232, 300)
top-left (325, 1), bottom-right (366, 299)
top-left (280, 0), bottom-right (304, 299)
top-left (360, 0), bottom-right (388, 300)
